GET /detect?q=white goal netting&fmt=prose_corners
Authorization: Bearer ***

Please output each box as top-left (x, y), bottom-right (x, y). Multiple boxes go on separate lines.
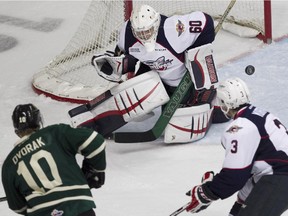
top-left (32, 0), bottom-right (270, 103)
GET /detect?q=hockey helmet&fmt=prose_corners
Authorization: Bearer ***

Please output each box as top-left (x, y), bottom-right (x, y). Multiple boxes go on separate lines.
top-left (217, 77), bottom-right (250, 114)
top-left (130, 4), bottom-right (160, 52)
top-left (12, 103), bottom-right (42, 136)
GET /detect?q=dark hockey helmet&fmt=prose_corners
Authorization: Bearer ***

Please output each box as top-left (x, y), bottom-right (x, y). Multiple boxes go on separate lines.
top-left (12, 104), bottom-right (42, 136)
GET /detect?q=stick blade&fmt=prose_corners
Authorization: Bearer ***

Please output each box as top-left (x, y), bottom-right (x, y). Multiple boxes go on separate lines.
top-left (113, 130), bottom-right (156, 143)
top-left (68, 104), bottom-right (90, 117)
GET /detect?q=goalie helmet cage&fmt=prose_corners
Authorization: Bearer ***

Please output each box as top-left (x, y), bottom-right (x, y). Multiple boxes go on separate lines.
top-left (32, 0), bottom-right (272, 104)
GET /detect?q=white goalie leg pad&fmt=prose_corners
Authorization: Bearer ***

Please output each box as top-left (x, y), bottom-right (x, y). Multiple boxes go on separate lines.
top-left (185, 43), bottom-right (219, 90)
top-left (164, 104), bottom-right (213, 143)
top-left (90, 71), bottom-right (169, 122)
top-left (113, 71), bottom-right (169, 122)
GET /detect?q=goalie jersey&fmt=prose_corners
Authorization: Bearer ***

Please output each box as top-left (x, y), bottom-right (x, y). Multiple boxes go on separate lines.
top-left (2, 124), bottom-right (106, 216)
top-left (117, 11), bottom-right (215, 87)
top-left (206, 105), bottom-right (288, 200)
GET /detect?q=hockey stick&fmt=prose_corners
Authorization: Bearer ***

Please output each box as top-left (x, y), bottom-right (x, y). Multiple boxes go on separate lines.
top-left (113, 71), bottom-right (192, 143)
top-left (214, 0), bottom-right (237, 34)
top-left (0, 197), bottom-right (7, 202)
top-left (113, 0), bottom-right (237, 143)
top-left (169, 202), bottom-right (190, 216)
top-left (68, 89), bottom-right (114, 117)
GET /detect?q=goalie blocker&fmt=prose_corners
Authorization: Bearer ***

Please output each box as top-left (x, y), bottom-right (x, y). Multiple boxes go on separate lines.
top-left (163, 43), bottom-right (218, 143)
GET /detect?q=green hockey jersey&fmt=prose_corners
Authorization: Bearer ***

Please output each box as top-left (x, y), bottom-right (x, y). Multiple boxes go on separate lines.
top-left (2, 123), bottom-right (106, 216)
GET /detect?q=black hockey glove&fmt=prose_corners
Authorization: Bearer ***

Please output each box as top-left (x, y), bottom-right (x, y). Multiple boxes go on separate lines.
top-left (187, 87), bottom-right (216, 107)
top-left (82, 159), bottom-right (105, 189)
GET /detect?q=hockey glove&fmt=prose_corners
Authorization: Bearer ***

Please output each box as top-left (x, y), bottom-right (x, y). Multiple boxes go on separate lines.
top-left (186, 185), bottom-right (213, 213)
top-left (187, 87), bottom-right (216, 107)
top-left (92, 51), bottom-right (137, 82)
top-left (82, 159), bottom-right (105, 189)
top-left (201, 171), bottom-right (214, 183)
top-left (186, 171), bottom-right (218, 213)
top-left (186, 171), bottom-right (214, 196)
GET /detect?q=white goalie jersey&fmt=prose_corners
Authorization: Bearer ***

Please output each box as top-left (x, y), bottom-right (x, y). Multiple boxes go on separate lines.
top-left (117, 11), bottom-right (214, 87)
top-left (69, 10), bottom-right (217, 144)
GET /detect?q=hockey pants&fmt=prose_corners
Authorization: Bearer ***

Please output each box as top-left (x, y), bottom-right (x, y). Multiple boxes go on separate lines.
top-left (237, 175), bottom-right (288, 216)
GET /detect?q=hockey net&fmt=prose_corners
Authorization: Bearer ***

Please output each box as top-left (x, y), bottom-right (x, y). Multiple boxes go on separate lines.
top-left (32, 0), bottom-right (271, 104)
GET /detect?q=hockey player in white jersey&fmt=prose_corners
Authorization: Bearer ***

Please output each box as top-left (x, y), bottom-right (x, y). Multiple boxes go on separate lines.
top-left (72, 4), bottom-right (228, 143)
top-left (184, 77), bottom-right (288, 216)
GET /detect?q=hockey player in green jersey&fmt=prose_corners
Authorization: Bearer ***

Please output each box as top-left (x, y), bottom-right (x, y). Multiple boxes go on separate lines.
top-left (2, 104), bottom-right (106, 216)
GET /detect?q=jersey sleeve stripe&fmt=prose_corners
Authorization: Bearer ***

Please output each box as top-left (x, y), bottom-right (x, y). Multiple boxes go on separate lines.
top-left (86, 141), bottom-right (106, 159)
top-left (27, 196), bottom-right (94, 213)
top-left (13, 206), bottom-right (27, 214)
top-left (26, 185), bottom-right (90, 201)
top-left (78, 131), bottom-right (97, 152)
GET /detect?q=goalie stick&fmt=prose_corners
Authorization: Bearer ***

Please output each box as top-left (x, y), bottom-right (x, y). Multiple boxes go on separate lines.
top-left (68, 89), bottom-right (128, 137)
top-left (0, 197), bottom-right (7, 202)
top-left (113, 71), bottom-right (192, 143)
top-left (68, 70), bottom-right (128, 117)
top-left (113, 0), bottom-right (237, 143)
top-left (68, 89), bottom-right (114, 117)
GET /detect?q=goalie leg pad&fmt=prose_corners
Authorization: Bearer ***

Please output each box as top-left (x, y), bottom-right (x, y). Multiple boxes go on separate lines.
top-left (164, 103), bottom-right (213, 143)
top-left (73, 71), bottom-right (169, 135)
top-left (70, 111), bottom-right (95, 128)
top-left (111, 71), bottom-right (169, 122)
top-left (185, 43), bottom-right (218, 90)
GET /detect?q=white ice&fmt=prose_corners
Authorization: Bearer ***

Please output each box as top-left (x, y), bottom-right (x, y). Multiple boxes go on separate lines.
top-left (0, 1), bottom-right (288, 216)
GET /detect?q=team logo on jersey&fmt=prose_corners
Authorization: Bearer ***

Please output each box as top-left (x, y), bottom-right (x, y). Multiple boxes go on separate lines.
top-left (176, 20), bottom-right (185, 37)
top-left (144, 56), bottom-right (173, 71)
top-left (51, 209), bottom-right (64, 216)
top-left (226, 125), bottom-right (243, 133)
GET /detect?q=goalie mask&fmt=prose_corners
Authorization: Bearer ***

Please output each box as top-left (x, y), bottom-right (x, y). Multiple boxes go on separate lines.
top-left (216, 77), bottom-right (250, 114)
top-left (12, 103), bottom-right (43, 137)
top-left (130, 4), bottom-right (160, 52)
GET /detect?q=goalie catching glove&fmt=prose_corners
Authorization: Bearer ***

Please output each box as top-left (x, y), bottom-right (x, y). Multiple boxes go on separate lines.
top-left (186, 171), bottom-right (218, 213)
top-left (82, 159), bottom-right (105, 189)
top-left (92, 51), bottom-right (137, 82)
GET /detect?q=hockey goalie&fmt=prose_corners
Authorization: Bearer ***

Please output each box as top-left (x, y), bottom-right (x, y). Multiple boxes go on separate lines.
top-left (68, 4), bottom-right (228, 143)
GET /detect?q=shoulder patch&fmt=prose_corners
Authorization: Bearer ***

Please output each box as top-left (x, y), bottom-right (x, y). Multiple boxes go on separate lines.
top-left (176, 20), bottom-right (185, 37)
top-left (226, 125), bottom-right (243, 133)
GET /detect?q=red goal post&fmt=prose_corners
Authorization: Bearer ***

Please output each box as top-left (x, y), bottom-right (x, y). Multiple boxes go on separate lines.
top-left (32, 0), bottom-right (272, 104)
